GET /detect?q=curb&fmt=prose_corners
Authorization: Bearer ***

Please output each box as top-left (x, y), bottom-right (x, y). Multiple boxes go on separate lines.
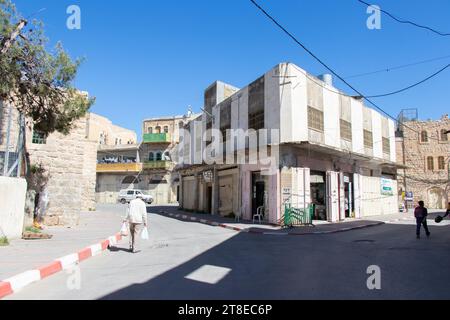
top-left (0, 233), bottom-right (123, 300)
top-left (159, 211), bottom-right (386, 236)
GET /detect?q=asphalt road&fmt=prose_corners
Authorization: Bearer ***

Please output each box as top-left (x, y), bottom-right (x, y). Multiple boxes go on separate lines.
top-left (7, 206), bottom-right (450, 300)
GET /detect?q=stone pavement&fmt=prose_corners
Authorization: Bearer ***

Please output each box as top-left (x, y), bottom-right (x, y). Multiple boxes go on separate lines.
top-left (0, 206), bottom-right (124, 280)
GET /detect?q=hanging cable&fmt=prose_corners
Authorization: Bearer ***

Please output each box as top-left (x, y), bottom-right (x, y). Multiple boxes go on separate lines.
top-left (357, 0), bottom-right (450, 36)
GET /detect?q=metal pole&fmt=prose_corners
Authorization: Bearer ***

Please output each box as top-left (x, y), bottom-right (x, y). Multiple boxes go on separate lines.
top-left (17, 114), bottom-right (25, 177)
top-left (3, 102), bottom-right (12, 176)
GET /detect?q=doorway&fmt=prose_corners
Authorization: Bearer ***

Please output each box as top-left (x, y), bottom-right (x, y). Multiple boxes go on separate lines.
top-left (343, 174), bottom-right (354, 218)
top-left (252, 172), bottom-right (267, 218)
top-left (206, 185), bottom-right (213, 214)
top-left (310, 171), bottom-right (326, 221)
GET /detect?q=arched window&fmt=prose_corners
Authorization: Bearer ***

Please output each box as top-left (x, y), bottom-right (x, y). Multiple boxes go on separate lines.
top-left (164, 152), bottom-right (170, 161)
top-left (148, 127), bottom-right (153, 134)
top-left (438, 156), bottom-right (445, 170)
top-left (427, 157), bottom-right (434, 171)
top-left (164, 126), bottom-right (169, 133)
top-left (421, 131), bottom-right (428, 143)
top-left (156, 152), bottom-right (162, 161)
top-left (441, 129), bottom-right (448, 142)
top-left (155, 126), bottom-right (161, 134)
top-left (149, 152), bottom-right (155, 162)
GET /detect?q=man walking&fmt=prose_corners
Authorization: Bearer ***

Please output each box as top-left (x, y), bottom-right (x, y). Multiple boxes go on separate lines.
top-left (414, 201), bottom-right (430, 239)
top-left (124, 195), bottom-right (148, 253)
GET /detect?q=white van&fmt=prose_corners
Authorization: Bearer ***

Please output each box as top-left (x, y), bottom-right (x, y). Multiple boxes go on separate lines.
top-left (117, 189), bottom-right (153, 204)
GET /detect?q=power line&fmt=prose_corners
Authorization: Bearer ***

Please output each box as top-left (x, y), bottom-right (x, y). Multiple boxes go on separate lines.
top-left (292, 62), bottom-right (450, 102)
top-left (357, 0), bottom-right (450, 37)
top-left (366, 63), bottom-right (450, 98)
top-left (345, 54), bottom-right (450, 79)
top-left (249, 0), bottom-right (442, 142)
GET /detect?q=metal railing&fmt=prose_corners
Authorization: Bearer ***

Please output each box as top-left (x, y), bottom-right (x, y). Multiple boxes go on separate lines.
top-left (279, 203), bottom-right (315, 228)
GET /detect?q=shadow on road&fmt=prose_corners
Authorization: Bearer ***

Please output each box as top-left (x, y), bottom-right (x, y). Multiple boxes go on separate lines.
top-left (99, 220), bottom-right (450, 300)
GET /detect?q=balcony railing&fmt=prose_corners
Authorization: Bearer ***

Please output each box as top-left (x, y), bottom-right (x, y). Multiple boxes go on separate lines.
top-left (143, 161), bottom-right (171, 170)
top-left (143, 133), bottom-right (171, 143)
top-left (96, 163), bottom-right (143, 173)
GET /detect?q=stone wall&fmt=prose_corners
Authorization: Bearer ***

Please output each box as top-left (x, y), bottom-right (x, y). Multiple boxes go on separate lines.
top-left (396, 115), bottom-right (450, 209)
top-left (96, 172), bottom-right (178, 205)
top-left (87, 113), bottom-right (137, 146)
top-left (27, 116), bottom-right (97, 225)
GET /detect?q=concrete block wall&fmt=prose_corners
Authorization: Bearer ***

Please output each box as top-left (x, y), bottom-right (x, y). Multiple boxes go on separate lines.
top-left (0, 177), bottom-right (27, 239)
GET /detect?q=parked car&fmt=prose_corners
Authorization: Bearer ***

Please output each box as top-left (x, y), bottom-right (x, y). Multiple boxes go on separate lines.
top-left (118, 189), bottom-right (153, 204)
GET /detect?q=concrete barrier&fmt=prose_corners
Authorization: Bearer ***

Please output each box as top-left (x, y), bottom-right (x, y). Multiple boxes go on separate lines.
top-left (0, 177), bottom-right (27, 239)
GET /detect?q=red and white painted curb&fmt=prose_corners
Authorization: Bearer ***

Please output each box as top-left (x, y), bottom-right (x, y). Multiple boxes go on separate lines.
top-left (159, 211), bottom-right (385, 236)
top-left (0, 233), bottom-right (123, 300)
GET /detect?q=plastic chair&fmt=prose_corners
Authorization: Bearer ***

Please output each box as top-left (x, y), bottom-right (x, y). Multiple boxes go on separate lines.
top-left (253, 206), bottom-right (265, 224)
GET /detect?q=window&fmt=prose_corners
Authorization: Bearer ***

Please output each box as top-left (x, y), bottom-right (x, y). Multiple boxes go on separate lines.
top-left (441, 129), bottom-right (448, 142)
top-left (164, 126), bottom-right (169, 133)
top-left (155, 126), bottom-right (161, 134)
top-left (438, 156), bottom-right (445, 170)
top-left (427, 156), bottom-right (434, 171)
top-left (382, 137), bottom-right (390, 155)
top-left (364, 130), bottom-right (373, 149)
top-left (149, 152), bottom-right (155, 162)
top-left (148, 127), bottom-right (153, 134)
top-left (204, 84), bottom-right (217, 109)
top-left (32, 130), bottom-right (47, 144)
top-left (421, 131), bottom-right (428, 143)
top-left (156, 152), bottom-right (162, 161)
top-left (340, 120), bottom-right (352, 141)
top-left (122, 176), bottom-right (139, 185)
top-left (220, 99), bottom-right (232, 143)
top-left (164, 152), bottom-right (170, 161)
top-left (248, 111), bottom-right (265, 131)
top-left (248, 76), bottom-right (265, 130)
top-left (308, 107), bottom-right (324, 132)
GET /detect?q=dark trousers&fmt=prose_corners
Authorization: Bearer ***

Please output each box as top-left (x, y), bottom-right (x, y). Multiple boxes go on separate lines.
top-left (416, 217), bottom-right (430, 236)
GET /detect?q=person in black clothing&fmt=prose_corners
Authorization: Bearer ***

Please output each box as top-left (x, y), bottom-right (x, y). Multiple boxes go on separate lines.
top-left (414, 201), bottom-right (430, 239)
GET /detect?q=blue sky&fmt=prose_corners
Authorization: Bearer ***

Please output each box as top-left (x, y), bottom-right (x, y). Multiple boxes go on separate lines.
top-left (12, 0), bottom-right (450, 135)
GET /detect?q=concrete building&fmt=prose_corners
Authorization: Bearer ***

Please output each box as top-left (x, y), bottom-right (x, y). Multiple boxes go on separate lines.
top-left (177, 63), bottom-right (399, 224)
top-left (396, 113), bottom-right (449, 209)
top-left (96, 114), bottom-right (197, 204)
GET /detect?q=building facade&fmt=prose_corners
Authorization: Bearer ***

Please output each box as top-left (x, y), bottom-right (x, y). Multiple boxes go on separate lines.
top-left (396, 114), bottom-right (449, 209)
top-left (177, 63), bottom-right (399, 224)
top-left (96, 114), bottom-right (197, 204)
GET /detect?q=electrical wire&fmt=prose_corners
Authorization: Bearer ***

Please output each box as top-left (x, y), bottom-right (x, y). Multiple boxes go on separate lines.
top-left (357, 0), bottom-right (450, 37)
top-left (345, 54), bottom-right (450, 79)
top-left (249, 0), bottom-right (444, 142)
top-left (365, 63), bottom-right (450, 98)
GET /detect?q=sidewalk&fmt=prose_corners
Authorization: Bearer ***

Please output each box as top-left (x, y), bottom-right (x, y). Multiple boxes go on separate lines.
top-left (365, 209), bottom-right (450, 226)
top-left (154, 206), bottom-right (388, 236)
top-left (0, 206), bottom-right (123, 281)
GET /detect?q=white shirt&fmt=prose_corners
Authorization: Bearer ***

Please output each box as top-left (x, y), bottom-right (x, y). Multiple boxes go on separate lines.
top-left (126, 199), bottom-right (148, 224)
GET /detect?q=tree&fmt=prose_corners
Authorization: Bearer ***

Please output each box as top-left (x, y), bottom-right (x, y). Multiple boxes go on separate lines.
top-left (0, 0), bottom-right (94, 136)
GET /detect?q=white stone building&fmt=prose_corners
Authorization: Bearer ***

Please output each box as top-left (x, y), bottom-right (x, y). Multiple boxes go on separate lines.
top-left (177, 63), bottom-right (399, 224)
